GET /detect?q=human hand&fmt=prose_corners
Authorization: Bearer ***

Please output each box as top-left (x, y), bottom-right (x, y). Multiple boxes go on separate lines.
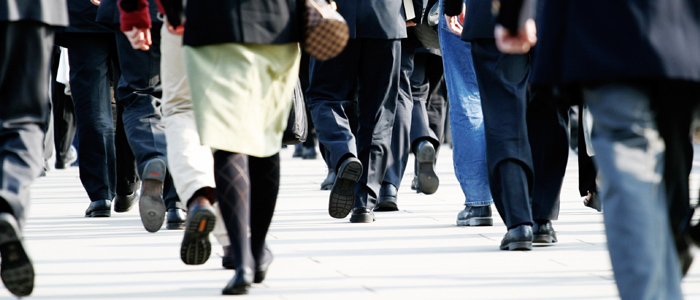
top-left (123, 27), bottom-right (152, 51)
top-left (165, 18), bottom-right (185, 36)
top-left (406, 20), bottom-right (417, 27)
top-left (90, 0), bottom-right (100, 5)
top-left (494, 18), bottom-right (537, 54)
top-left (444, 3), bottom-right (466, 35)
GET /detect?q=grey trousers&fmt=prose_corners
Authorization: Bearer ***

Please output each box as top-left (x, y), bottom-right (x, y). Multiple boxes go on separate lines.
top-left (584, 83), bottom-right (683, 300)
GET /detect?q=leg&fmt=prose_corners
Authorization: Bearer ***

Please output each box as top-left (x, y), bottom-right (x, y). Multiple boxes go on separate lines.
top-left (306, 40), bottom-right (361, 219)
top-left (354, 38), bottom-right (401, 220)
top-left (249, 154), bottom-right (280, 283)
top-left (66, 33), bottom-right (117, 211)
top-left (215, 151), bottom-right (254, 294)
top-left (437, 21), bottom-right (492, 213)
top-left (585, 83), bottom-right (683, 300)
top-left (0, 21), bottom-right (55, 297)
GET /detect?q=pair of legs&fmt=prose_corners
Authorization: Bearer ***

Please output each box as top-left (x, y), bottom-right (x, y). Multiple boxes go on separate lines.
top-left (584, 81), bottom-right (700, 299)
top-left (158, 26), bottom-right (228, 266)
top-left (0, 20), bottom-right (55, 297)
top-left (381, 36), bottom-right (442, 210)
top-left (307, 38), bottom-right (400, 222)
top-left (437, 9), bottom-right (494, 225)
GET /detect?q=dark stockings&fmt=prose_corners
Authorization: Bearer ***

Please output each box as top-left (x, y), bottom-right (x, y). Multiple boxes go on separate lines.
top-left (214, 151), bottom-right (279, 271)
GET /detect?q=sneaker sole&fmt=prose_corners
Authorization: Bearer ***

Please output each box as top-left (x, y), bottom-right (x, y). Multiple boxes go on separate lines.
top-left (328, 159), bottom-right (362, 218)
top-left (180, 209), bottom-right (216, 265)
top-left (139, 159), bottom-right (167, 233)
top-left (0, 215), bottom-right (34, 297)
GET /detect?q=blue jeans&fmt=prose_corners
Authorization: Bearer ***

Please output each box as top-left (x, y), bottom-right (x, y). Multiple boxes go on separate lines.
top-left (438, 2), bottom-right (492, 207)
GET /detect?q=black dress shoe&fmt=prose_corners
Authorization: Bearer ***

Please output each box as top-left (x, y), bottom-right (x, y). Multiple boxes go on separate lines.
top-left (0, 213), bottom-right (34, 297)
top-left (415, 140), bottom-right (439, 194)
top-left (583, 191), bottom-right (602, 212)
top-left (320, 168), bottom-right (335, 191)
top-left (328, 157), bottom-right (362, 218)
top-left (139, 159), bottom-right (167, 233)
top-left (85, 200), bottom-right (112, 217)
top-left (532, 220), bottom-right (558, 243)
top-left (456, 205), bottom-right (493, 226)
top-left (222, 267), bottom-right (253, 295)
top-left (180, 197), bottom-right (216, 265)
top-left (254, 246), bottom-right (273, 283)
top-left (292, 144), bottom-right (303, 158)
top-left (349, 207), bottom-right (375, 223)
top-left (499, 224), bottom-right (533, 251)
top-left (222, 246), bottom-right (236, 270)
top-left (302, 146), bottom-right (317, 159)
top-left (113, 192), bottom-right (139, 213)
top-left (166, 208), bottom-right (186, 230)
top-left (375, 183), bottom-right (398, 212)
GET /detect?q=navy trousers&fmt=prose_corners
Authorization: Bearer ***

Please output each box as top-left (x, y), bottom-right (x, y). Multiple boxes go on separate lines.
top-left (307, 38), bottom-right (400, 208)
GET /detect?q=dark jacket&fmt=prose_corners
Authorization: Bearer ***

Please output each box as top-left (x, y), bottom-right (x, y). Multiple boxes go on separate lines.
top-left (0, 0), bottom-right (69, 26)
top-left (97, 0), bottom-right (160, 26)
top-left (498, 0), bottom-right (700, 84)
top-left (66, 0), bottom-right (112, 33)
top-left (444, 0), bottom-right (494, 40)
top-left (337, 0), bottom-right (408, 39)
top-left (182, 0), bottom-right (301, 47)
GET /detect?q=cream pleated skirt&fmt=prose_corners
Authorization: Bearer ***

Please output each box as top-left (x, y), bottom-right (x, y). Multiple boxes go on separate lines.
top-left (183, 42), bottom-right (301, 157)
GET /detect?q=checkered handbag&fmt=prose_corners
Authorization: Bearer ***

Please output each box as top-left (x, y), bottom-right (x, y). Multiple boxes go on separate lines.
top-left (302, 0), bottom-right (349, 61)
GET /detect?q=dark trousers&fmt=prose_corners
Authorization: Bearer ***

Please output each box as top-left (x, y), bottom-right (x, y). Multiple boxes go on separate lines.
top-left (471, 39), bottom-right (533, 228)
top-left (412, 52), bottom-right (446, 148)
top-left (0, 21), bottom-right (54, 228)
top-left (527, 88), bottom-right (568, 221)
top-left (384, 38), bottom-right (442, 189)
top-left (307, 38), bottom-right (400, 207)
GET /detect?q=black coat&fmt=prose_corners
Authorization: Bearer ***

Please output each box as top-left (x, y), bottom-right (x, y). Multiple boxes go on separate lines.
top-left (0, 0), bottom-right (68, 26)
top-left (500, 0), bottom-right (700, 84)
top-left (96, 0), bottom-right (160, 26)
top-left (443, 0), bottom-right (494, 40)
top-left (66, 0), bottom-right (112, 32)
top-left (337, 0), bottom-right (407, 39)
top-left (183, 0), bottom-right (301, 47)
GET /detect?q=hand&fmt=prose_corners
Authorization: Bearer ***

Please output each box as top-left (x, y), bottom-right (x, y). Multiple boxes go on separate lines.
top-left (444, 3), bottom-right (466, 35)
top-left (406, 20), bottom-right (417, 27)
top-left (123, 27), bottom-right (152, 51)
top-left (165, 18), bottom-right (185, 36)
top-left (90, 0), bottom-right (100, 5)
top-left (494, 18), bottom-right (537, 54)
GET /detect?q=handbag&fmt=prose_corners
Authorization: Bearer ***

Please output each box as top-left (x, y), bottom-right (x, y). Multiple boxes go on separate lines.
top-left (282, 79), bottom-right (308, 145)
top-left (302, 0), bottom-right (349, 61)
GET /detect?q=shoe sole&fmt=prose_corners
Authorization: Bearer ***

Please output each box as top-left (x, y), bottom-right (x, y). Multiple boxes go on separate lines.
top-left (533, 234), bottom-right (558, 244)
top-left (139, 159), bottom-right (167, 233)
top-left (222, 285), bottom-right (250, 295)
top-left (500, 241), bottom-right (532, 251)
top-left (456, 217), bottom-right (493, 226)
top-left (416, 145), bottom-right (439, 195)
top-left (86, 210), bottom-right (111, 218)
top-left (374, 199), bottom-right (398, 212)
top-left (180, 209), bottom-right (216, 265)
top-left (328, 159), bottom-right (362, 218)
top-left (0, 215), bottom-right (34, 297)
top-left (349, 213), bottom-right (375, 223)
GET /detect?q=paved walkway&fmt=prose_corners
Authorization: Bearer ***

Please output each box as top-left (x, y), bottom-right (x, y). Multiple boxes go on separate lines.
top-left (5, 146), bottom-right (700, 299)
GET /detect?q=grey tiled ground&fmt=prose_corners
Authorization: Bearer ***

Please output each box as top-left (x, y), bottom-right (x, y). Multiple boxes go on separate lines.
top-left (5, 146), bottom-right (700, 299)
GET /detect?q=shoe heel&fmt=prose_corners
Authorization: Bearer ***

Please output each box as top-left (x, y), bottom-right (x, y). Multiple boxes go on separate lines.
top-left (509, 241), bottom-right (532, 251)
top-left (468, 217), bottom-right (493, 226)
